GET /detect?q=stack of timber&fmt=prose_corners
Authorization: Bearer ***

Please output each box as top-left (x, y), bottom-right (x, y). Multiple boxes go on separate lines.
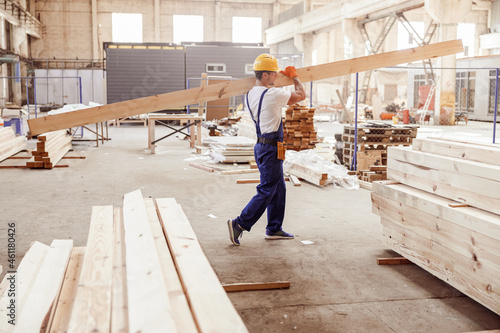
top-left (342, 125), bottom-right (418, 181)
top-left (284, 105), bottom-right (318, 151)
top-left (286, 162), bottom-right (328, 187)
top-left (371, 138), bottom-right (500, 316)
top-left (0, 189), bottom-right (248, 332)
top-left (28, 130), bottom-right (73, 169)
top-left (0, 126), bottom-right (27, 162)
top-left (206, 136), bottom-right (255, 163)
top-left (357, 165), bottom-right (387, 182)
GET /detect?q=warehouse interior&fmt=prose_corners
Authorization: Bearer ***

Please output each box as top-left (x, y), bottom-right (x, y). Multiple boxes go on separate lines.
top-left (1, 0), bottom-right (500, 332)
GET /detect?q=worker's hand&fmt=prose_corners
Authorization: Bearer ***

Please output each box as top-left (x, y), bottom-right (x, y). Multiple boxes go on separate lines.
top-left (280, 66), bottom-right (298, 78)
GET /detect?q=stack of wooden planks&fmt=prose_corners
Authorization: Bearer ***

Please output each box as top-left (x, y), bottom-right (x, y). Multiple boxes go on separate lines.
top-left (207, 136), bottom-right (255, 163)
top-left (286, 162), bottom-right (327, 187)
top-left (284, 105), bottom-right (318, 151)
top-left (0, 126), bottom-right (27, 162)
top-left (28, 130), bottom-right (73, 169)
top-left (371, 138), bottom-right (500, 316)
top-left (342, 125), bottom-right (418, 181)
top-left (0, 189), bottom-right (248, 332)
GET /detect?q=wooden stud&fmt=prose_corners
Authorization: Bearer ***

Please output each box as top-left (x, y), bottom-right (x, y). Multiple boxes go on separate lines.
top-left (28, 40), bottom-right (463, 135)
top-left (237, 179), bottom-right (260, 184)
top-left (223, 281), bottom-right (291, 292)
top-left (377, 257), bottom-right (412, 265)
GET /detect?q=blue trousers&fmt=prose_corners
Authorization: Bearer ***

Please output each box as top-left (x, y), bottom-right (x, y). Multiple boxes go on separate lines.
top-left (235, 143), bottom-right (286, 233)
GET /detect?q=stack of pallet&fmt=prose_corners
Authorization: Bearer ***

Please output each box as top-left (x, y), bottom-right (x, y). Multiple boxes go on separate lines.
top-left (284, 105), bottom-right (318, 151)
top-left (342, 125), bottom-right (418, 181)
top-left (0, 126), bottom-right (27, 162)
top-left (28, 130), bottom-right (72, 169)
top-left (0, 189), bottom-right (248, 332)
top-left (371, 138), bottom-right (500, 316)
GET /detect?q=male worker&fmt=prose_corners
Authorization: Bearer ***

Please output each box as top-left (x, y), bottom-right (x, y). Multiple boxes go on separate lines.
top-left (228, 54), bottom-right (306, 246)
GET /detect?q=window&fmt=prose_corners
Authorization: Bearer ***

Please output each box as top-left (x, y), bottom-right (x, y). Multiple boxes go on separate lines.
top-left (245, 64), bottom-right (254, 75)
top-left (206, 63), bottom-right (226, 74)
top-left (397, 21), bottom-right (424, 50)
top-left (457, 23), bottom-right (475, 58)
top-left (489, 70), bottom-right (499, 115)
top-left (112, 13), bottom-right (143, 43)
top-left (232, 17), bottom-right (262, 43)
top-left (173, 15), bottom-right (203, 44)
top-left (455, 71), bottom-right (475, 113)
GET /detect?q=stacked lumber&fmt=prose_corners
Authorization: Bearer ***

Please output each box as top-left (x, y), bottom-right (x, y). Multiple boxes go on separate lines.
top-left (371, 138), bottom-right (500, 315)
top-left (0, 189), bottom-right (248, 332)
top-left (28, 130), bottom-right (72, 169)
top-left (0, 126), bottom-right (27, 162)
top-left (284, 105), bottom-right (318, 151)
top-left (342, 124), bottom-right (418, 181)
top-left (206, 136), bottom-right (255, 163)
top-left (287, 162), bottom-right (327, 186)
top-left (358, 165), bottom-right (387, 182)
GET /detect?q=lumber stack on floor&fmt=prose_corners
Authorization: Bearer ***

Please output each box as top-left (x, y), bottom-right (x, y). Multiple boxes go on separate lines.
top-left (287, 162), bottom-right (327, 186)
top-left (372, 138), bottom-right (500, 315)
top-left (206, 136), bottom-right (255, 163)
top-left (342, 125), bottom-right (418, 181)
top-left (284, 105), bottom-right (318, 151)
top-left (0, 189), bottom-right (247, 332)
top-left (0, 126), bottom-right (27, 162)
top-left (28, 130), bottom-right (73, 169)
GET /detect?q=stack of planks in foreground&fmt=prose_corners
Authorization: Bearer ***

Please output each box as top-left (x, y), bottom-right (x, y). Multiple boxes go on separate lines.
top-left (342, 124), bottom-right (418, 181)
top-left (284, 105), bottom-right (318, 151)
top-left (0, 189), bottom-right (247, 332)
top-left (371, 138), bottom-right (500, 315)
top-left (28, 130), bottom-right (73, 169)
top-left (0, 126), bottom-right (27, 162)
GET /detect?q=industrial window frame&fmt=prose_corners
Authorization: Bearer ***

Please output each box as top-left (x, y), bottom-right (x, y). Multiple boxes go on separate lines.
top-left (206, 63), bottom-right (226, 74)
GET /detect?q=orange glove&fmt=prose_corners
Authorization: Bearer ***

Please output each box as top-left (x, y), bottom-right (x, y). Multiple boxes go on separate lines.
top-left (280, 66), bottom-right (298, 78)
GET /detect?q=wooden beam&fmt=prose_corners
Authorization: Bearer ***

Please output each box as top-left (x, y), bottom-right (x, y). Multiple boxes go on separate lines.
top-left (122, 190), bottom-right (177, 332)
top-left (67, 206), bottom-right (114, 332)
top-left (221, 169), bottom-right (260, 175)
top-left (155, 198), bottom-right (248, 333)
top-left (237, 179), bottom-right (260, 184)
top-left (28, 40), bottom-right (463, 135)
top-left (376, 257), bottom-right (412, 265)
top-left (223, 281), bottom-right (290, 292)
top-left (15, 240), bottom-right (73, 332)
top-left (48, 247), bottom-right (86, 333)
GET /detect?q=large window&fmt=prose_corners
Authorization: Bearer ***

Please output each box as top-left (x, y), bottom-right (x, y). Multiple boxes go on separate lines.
top-left (173, 15), bottom-right (203, 44)
top-left (232, 17), bottom-right (262, 43)
top-left (455, 71), bottom-right (475, 113)
top-left (457, 23), bottom-right (475, 58)
top-left (112, 13), bottom-right (143, 43)
top-left (489, 70), bottom-right (499, 115)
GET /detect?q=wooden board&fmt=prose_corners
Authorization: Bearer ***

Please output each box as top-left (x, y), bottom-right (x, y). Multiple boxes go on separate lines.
top-left (207, 78), bottom-right (230, 120)
top-left (412, 138), bottom-right (500, 167)
top-left (144, 198), bottom-right (198, 333)
top-left (122, 190), bottom-right (176, 332)
top-left (48, 247), bottom-right (86, 333)
top-left (0, 136), bottom-right (27, 162)
top-left (223, 281), bottom-right (290, 292)
top-left (28, 40), bottom-right (463, 135)
top-left (67, 206), bottom-right (114, 332)
top-left (44, 142), bottom-right (72, 169)
top-left (111, 207), bottom-right (129, 333)
top-left (377, 257), bottom-right (412, 265)
top-left (15, 240), bottom-right (73, 332)
top-left (237, 179), bottom-right (260, 184)
top-left (38, 130), bottom-right (67, 142)
top-left (0, 242), bottom-right (50, 332)
top-left (156, 198), bottom-right (249, 333)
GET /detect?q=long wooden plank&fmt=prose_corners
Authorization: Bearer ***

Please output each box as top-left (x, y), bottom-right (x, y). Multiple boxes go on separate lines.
top-left (14, 239), bottom-right (73, 332)
top-left (0, 137), bottom-right (26, 162)
top-left (38, 130), bottom-right (67, 142)
top-left (122, 190), bottom-right (176, 332)
top-left (412, 138), bottom-right (500, 166)
top-left (67, 206), bottom-right (114, 332)
top-left (48, 247), bottom-right (86, 333)
top-left (223, 281), bottom-right (290, 292)
top-left (144, 198), bottom-right (198, 333)
top-left (381, 218), bottom-right (500, 315)
top-left (28, 40), bottom-right (463, 135)
top-left (111, 207), bottom-right (128, 333)
top-left (44, 142), bottom-right (72, 169)
top-left (38, 135), bottom-right (72, 155)
top-left (156, 198), bottom-right (249, 333)
top-left (0, 241), bottom-right (50, 332)
top-left (0, 126), bottom-right (15, 141)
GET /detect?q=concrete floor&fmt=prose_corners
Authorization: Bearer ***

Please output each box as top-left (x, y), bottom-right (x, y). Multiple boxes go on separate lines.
top-left (1, 121), bottom-right (500, 332)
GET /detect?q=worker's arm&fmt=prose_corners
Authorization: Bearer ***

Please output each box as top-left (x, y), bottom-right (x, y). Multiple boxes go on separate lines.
top-left (287, 76), bottom-right (306, 105)
top-left (280, 66), bottom-right (306, 105)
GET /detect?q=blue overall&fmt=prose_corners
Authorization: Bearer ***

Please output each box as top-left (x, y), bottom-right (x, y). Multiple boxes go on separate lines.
top-left (235, 89), bottom-right (286, 233)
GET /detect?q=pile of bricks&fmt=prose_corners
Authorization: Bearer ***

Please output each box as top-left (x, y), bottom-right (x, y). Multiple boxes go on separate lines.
top-left (283, 105), bottom-right (318, 151)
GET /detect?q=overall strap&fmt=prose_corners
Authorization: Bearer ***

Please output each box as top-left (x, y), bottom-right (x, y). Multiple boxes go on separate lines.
top-left (246, 89), bottom-right (269, 137)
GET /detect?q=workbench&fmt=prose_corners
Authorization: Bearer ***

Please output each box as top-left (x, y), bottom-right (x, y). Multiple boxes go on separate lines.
top-left (148, 114), bottom-right (203, 154)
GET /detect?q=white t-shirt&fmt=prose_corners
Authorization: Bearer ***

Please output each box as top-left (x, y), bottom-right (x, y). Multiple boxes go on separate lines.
top-left (245, 86), bottom-right (291, 134)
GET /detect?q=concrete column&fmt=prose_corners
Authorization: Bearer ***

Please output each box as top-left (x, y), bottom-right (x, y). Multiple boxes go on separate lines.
top-left (214, 1), bottom-right (221, 41)
top-left (154, 0), bottom-right (160, 42)
top-left (12, 26), bottom-right (27, 105)
top-left (92, 0), bottom-right (98, 60)
top-left (342, 18), bottom-right (365, 59)
top-left (425, 0), bottom-right (472, 125)
top-left (304, 0), bottom-right (313, 13)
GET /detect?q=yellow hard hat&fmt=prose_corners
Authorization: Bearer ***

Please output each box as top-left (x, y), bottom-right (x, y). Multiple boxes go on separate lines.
top-left (253, 54), bottom-right (280, 72)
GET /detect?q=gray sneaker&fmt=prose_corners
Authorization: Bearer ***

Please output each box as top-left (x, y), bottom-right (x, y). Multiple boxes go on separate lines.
top-left (265, 229), bottom-right (294, 240)
top-left (228, 219), bottom-right (243, 246)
